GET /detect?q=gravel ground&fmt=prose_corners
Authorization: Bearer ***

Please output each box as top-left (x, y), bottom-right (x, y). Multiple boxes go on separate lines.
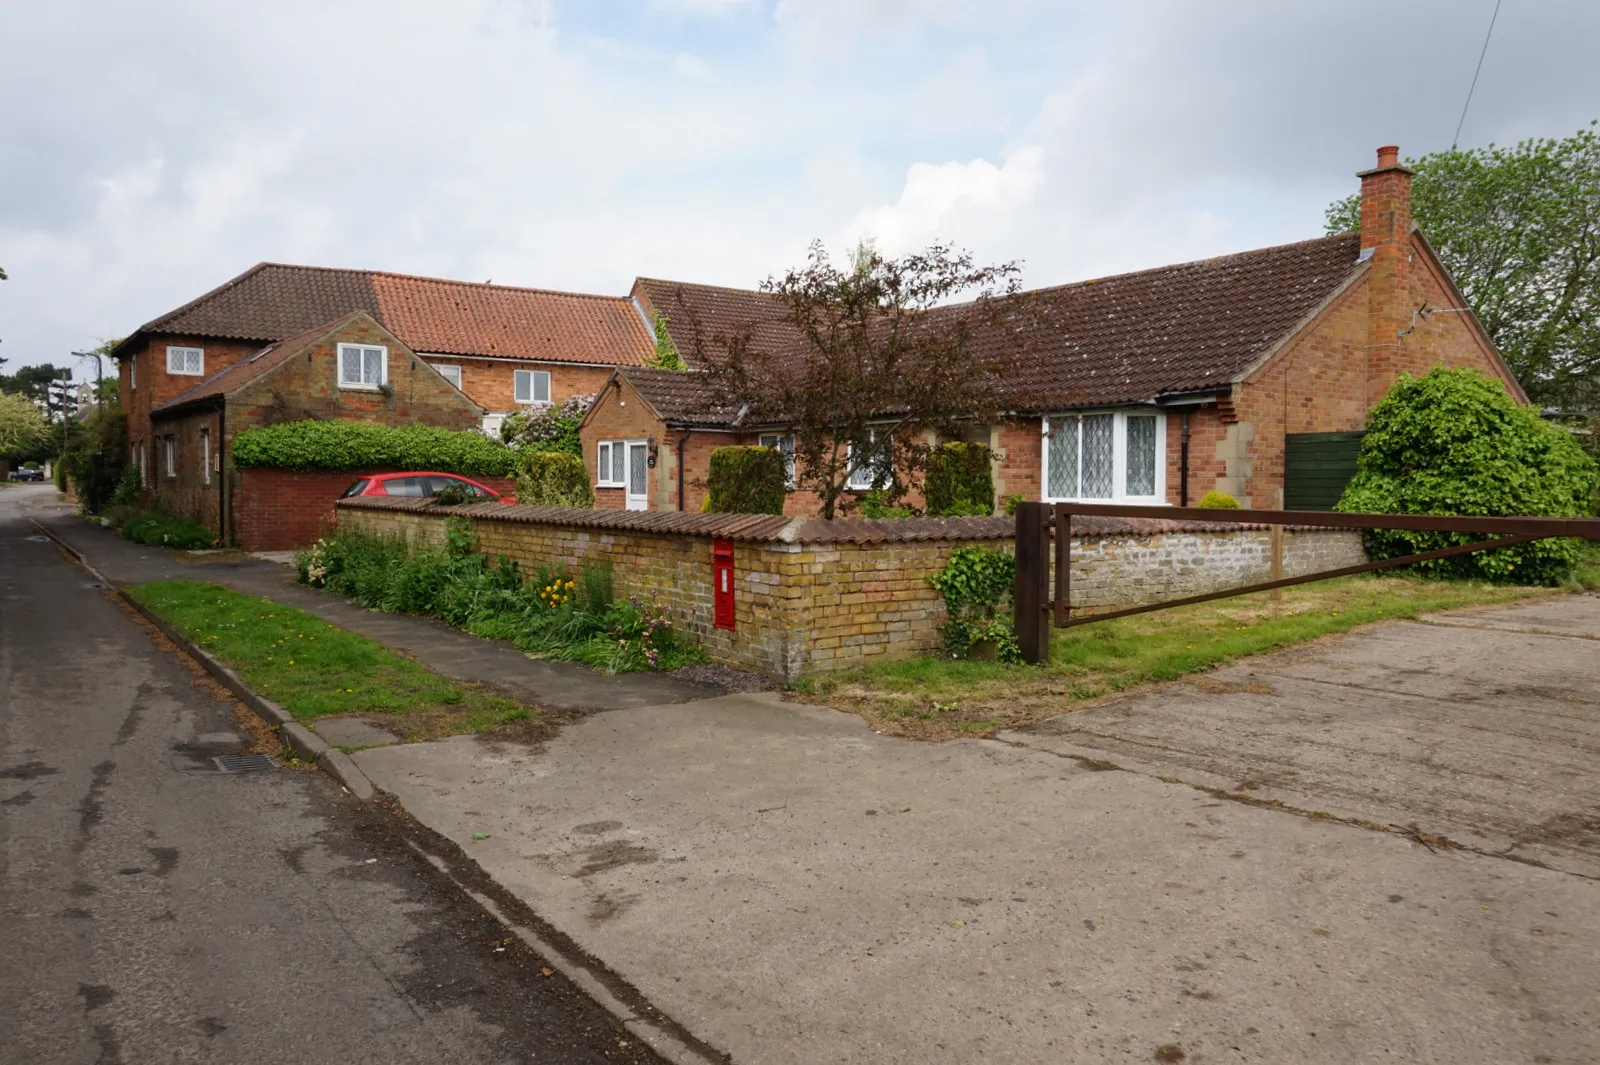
top-left (668, 662), bottom-right (777, 694)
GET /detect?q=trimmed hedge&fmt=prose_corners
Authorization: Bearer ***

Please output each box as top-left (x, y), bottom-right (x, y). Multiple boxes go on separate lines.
top-left (517, 451), bottom-right (594, 508)
top-left (925, 442), bottom-right (994, 516)
top-left (1337, 366), bottom-right (1600, 585)
top-left (231, 420), bottom-right (517, 476)
top-left (704, 446), bottom-right (787, 515)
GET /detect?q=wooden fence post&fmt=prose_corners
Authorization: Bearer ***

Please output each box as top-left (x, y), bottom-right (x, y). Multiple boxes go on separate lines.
top-left (1014, 501), bottom-right (1051, 664)
top-left (1269, 524), bottom-right (1284, 603)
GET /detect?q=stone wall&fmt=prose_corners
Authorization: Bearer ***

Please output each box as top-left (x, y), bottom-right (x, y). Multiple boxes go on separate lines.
top-left (336, 499), bottom-right (1364, 680)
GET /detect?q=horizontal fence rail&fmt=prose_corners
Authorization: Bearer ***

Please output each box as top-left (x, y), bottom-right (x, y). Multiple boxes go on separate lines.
top-left (1012, 502), bottom-right (1600, 664)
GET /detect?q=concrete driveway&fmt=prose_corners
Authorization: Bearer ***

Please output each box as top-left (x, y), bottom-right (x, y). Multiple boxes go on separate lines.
top-left (353, 592), bottom-right (1600, 1065)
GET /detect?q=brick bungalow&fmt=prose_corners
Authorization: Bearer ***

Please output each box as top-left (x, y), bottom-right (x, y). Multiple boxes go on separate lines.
top-left (114, 262), bottom-right (655, 493)
top-left (145, 311), bottom-right (496, 547)
top-left (590, 146), bottom-right (1524, 514)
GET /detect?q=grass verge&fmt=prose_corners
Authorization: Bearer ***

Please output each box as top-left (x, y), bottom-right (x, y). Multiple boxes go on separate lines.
top-left (125, 580), bottom-right (532, 742)
top-left (794, 574), bottom-right (1556, 740)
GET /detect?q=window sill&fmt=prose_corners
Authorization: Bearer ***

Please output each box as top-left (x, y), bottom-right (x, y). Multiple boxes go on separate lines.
top-left (167, 369), bottom-right (204, 377)
top-left (339, 382), bottom-right (384, 392)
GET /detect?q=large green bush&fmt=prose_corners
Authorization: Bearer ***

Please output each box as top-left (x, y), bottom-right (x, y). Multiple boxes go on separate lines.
top-left (925, 442), bottom-right (994, 516)
top-left (62, 408), bottom-right (128, 514)
top-left (517, 451), bottom-right (594, 508)
top-left (704, 446), bottom-right (787, 515)
top-left (1338, 366), bottom-right (1600, 584)
top-left (232, 420), bottom-right (517, 476)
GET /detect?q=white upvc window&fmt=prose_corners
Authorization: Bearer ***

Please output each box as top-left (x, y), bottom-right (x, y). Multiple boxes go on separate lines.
top-left (163, 436), bottom-right (177, 478)
top-left (514, 369), bottom-right (551, 405)
top-left (846, 429), bottom-right (891, 491)
top-left (338, 343), bottom-right (388, 390)
top-left (130, 355), bottom-right (137, 390)
top-left (201, 428), bottom-right (211, 485)
top-left (136, 442), bottom-right (146, 486)
top-left (1041, 410), bottom-right (1166, 504)
top-left (759, 433), bottom-right (796, 489)
top-left (166, 346), bottom-right (204, 376)
top-left (434, 363), bottom-right (462, 389)
top-left (596, 440), bottom-right (628, 487)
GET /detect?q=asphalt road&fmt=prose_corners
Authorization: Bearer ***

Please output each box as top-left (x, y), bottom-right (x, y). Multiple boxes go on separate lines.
top-left (0, 487), bottom-right (671, 1065)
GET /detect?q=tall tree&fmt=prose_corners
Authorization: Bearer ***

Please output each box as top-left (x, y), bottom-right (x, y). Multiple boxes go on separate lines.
top-left (0, 363), bottom-right (71, 408)
top-left (685, 241), bottom-right (1031, 519)
top-left (0, 391), bottom-right (50, 458)
top-left (1326, 124), bottom-right (1600, 407)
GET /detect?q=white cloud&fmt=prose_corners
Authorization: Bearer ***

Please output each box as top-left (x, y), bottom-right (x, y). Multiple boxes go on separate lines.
top-left (842, 147), bottom-right (1044, 254)
top-left (3, 0), bottom-right (1599, 371)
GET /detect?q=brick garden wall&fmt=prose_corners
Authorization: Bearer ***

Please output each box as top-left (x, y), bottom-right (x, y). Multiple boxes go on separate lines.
top-left (335, 499), bottom-right (1362, 680)
top-left (235, 469), bottom-right (516, 551)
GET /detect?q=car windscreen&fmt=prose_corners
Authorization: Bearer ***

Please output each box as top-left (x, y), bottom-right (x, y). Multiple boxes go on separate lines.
top-left (340, 479), bottom-right (370, 498)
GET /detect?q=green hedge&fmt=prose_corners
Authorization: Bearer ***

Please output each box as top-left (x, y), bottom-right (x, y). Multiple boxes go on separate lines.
top-left (704, 446), bottom-right (787, 515)
top-left (231, 420), bottom-right (517, 476)
top-left (517, 451), bottom-right (594, 508)
top-left (1338, 366), bottom-right (1600, 585)
top-left (925, 442), bottom-right (994, 516)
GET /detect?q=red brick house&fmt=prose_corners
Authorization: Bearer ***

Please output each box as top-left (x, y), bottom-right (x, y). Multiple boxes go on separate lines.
top-left (589, 146), bottom-right (1524, 514)
top-left (114, 263), bottom-right (655, 489)
top-left (145, 311), bottom-right (491, 546)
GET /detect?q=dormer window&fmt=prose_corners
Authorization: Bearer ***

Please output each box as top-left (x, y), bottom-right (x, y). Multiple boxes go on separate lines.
top-left (167, 346), bottom-right (204, 376)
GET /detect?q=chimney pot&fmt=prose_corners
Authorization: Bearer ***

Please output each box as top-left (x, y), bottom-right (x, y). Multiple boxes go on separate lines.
top-left (1376, 145), bottom-right (1400, 169)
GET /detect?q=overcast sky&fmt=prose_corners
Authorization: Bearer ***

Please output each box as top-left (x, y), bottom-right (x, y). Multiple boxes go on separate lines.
top-left (3, 0), bottom-right (1597, 376)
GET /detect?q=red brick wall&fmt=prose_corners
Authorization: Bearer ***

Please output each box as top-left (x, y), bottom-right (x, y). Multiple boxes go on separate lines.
top-left (122, 334), bottom-right (263, 504)
top-left (1230, 235), bottom-right (1519, 507)
top-left (147, 406), bottom-right (224, 533)
top-left (422, 357), bottom-right (613, 414)
top-left (233, 468), bottom-right (516, 551)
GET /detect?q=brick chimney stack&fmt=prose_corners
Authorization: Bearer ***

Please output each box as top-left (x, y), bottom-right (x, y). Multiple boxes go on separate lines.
top-left (1358, 145), bottom-right (1414, 406)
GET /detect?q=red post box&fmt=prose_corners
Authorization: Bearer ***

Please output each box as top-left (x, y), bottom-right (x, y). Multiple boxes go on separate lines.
top-left (712, 537), bottom-right (735, 630)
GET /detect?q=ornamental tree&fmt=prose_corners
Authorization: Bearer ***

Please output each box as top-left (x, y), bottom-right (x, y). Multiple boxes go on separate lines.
top-left (0, 390), bottom-right (49, 458)
top-left (682, 240), bottom-right (1034, 519)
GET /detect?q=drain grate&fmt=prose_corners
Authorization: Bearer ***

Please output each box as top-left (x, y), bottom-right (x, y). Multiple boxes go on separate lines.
top-left (213, 753), bottom-right (277, 774)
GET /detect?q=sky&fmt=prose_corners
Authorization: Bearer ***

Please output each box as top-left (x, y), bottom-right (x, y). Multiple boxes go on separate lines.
top-left (3, 0), bottom-right (1598, 378)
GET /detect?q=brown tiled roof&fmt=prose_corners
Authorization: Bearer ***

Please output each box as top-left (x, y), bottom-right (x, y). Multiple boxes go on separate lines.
top-left (336, 496), bottom-right (1303, 542)
top-left (634, 234), bottom-right (1364, 416)
top-left (121, 263), bottom-right (654, 366)
top-left (616, 367), bottom-right (742, 427)
top-left (152, 312), bottom-right (379, 414)
top-left (634, 278), bottom-right (806, 368)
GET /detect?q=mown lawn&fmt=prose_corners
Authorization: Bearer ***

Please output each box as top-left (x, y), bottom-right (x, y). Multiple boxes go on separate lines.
top-left (795, 573), bottom-right (1561, 740)
top-left (126, 580), bottom-right (531, 742)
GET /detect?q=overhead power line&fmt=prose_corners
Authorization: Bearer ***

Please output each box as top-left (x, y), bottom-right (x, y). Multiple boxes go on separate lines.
top-left (1452, 0), bottom-right (1503, 148)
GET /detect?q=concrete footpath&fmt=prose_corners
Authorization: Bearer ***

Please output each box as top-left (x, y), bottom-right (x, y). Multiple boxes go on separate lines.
top-left (26, 493), bottom-right (1600, 1064)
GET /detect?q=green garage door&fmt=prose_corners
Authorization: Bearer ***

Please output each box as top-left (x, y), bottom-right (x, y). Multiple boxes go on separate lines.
top-left (1285, 431), bottom-right (1365, 511)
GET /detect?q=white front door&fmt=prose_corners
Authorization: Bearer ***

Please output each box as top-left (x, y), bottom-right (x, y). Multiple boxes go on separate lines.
top-left (626, 441), bottom-right (649, 511)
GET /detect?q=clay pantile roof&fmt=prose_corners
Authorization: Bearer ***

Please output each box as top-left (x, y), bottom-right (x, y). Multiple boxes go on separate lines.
top-left (336, 496), bottom-right (1308, 542)
top-left (635, 233), bottom-right (1365, 416)
top-left (151, 312), bottom-right (381, 414)
top-left (634, 278), bottom-right (807, 368)
top-left (121, 263), bottom-right (654, 367)
top-left (616, 367), bottom-right (741, 426)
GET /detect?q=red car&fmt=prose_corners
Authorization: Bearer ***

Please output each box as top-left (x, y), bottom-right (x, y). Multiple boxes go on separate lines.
top-left (340, 472), bottom-right (511, 502)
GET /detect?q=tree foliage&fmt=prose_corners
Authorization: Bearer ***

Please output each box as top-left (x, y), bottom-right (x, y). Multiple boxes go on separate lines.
top-left (684, 240), bottom-right (1032, 519)
top-left (1337, 367), bottom-right (1599, 585)
top-left (0, 390), bottom-right (51, 457)
top-left (516, 451), bottom-right (594, 508)
top-left (703, 446), bottom-right (787, 514)
top-left (924, 442), bottom-right (995, 516)
top-left (232, 420), bottom-right (518, 475)
top-left (0, 362), bottom-right (71, 408)
top-left (499, 393), bottom-right (595, 455)
top-left (62, 407), bottom-right (128, 513)
top-left (1326, 124), bottom-right (1600, 407)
